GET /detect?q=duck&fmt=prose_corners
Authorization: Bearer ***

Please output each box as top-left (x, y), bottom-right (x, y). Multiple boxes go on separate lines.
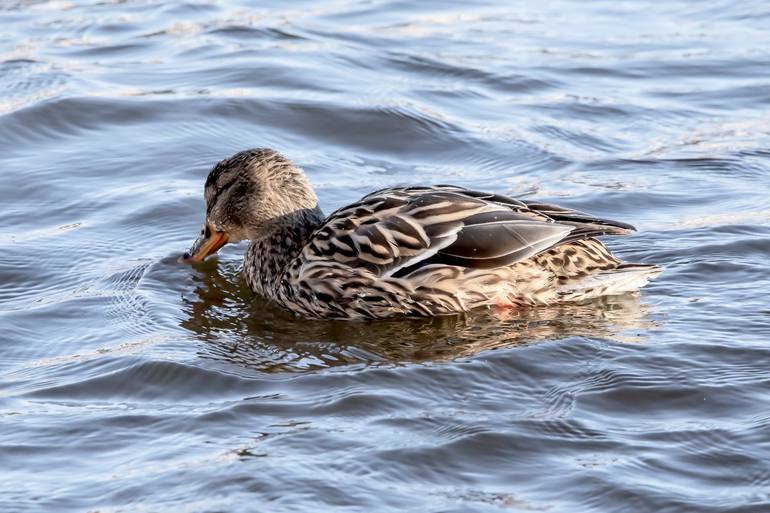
top-left (180, 148), bottom-right (662, 319)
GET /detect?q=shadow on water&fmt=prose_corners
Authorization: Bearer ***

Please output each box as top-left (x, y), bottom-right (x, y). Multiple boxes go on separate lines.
top-left (180, 258), bottom-right (660, 373)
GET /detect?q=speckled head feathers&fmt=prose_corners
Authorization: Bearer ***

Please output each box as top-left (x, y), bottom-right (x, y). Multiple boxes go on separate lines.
top-left (203, 148), bottom-right (320, 242)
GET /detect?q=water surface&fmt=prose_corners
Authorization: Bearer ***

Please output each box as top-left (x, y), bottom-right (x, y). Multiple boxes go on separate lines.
top-left (2, 1), bottom-right (770, 512)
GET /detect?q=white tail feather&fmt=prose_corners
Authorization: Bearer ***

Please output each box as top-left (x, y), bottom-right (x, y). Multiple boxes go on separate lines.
top-left (558, 265), bottom-right (663, 301)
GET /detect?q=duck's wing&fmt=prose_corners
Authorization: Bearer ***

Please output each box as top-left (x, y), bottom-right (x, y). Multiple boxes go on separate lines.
top-left (517, 199), bottom-right (636, 240)
top-left (301, 186), bottom-right (633, 278)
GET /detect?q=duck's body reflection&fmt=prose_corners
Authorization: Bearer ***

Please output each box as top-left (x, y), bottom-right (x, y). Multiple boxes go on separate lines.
top-left (181, 259), bottom-right (658, 373)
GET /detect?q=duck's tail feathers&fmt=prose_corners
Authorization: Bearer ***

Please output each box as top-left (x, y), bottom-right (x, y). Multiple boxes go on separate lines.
top-left (558, 263), bottom-right (663, 302)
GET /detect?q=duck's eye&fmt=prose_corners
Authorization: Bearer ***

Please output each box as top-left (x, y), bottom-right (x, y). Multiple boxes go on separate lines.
top-left (204, 225), bottom-right (211, 238)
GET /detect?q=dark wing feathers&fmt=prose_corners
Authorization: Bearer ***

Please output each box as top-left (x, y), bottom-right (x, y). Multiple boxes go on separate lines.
top-left (440, 216), bottom-right (573, 261)
top-left (520, 200), bottom-right (636, 237)
top-left (412, 219), bottom-right (573, 274)
top-left (304, 185), bottom-right (634, 278)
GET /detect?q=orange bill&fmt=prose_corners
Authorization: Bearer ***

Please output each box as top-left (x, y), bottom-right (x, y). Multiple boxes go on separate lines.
top-left (178, 228), bottom-right (229, 264)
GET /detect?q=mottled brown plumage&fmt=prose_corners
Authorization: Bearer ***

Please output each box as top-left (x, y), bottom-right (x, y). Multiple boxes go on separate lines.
top-left (181, 149), bottom-right (662, 319)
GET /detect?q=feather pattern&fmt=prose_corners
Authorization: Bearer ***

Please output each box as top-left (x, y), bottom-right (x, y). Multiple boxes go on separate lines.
top-left (257, 186), bottom-right (661, 319)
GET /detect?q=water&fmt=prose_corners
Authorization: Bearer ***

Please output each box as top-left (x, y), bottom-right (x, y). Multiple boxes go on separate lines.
top-left (2, 0), bottom-right (770, 511)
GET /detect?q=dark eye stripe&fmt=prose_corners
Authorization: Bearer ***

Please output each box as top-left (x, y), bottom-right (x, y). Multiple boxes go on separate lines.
top-left (207, 175), bottom-right (241, 212)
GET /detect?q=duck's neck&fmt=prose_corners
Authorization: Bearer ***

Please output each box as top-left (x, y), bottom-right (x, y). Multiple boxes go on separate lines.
top-left (243, 207), bottom-right (324, 298)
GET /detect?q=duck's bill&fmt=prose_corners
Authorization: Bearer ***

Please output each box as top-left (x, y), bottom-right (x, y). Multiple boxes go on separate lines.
top-left (178, 230), bottom-right (229, 265)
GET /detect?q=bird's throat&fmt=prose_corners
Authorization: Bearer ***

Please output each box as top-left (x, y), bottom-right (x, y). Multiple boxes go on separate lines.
top-left (242, 207), bottom-right (324, 298)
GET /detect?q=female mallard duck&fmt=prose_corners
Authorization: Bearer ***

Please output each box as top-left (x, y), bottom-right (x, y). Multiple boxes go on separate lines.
top-left (181, 149), bottom-right (661, 319)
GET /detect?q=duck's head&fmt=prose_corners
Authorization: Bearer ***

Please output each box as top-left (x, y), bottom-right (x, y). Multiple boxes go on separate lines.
top-left (179, 148), bottom-right (319, 264)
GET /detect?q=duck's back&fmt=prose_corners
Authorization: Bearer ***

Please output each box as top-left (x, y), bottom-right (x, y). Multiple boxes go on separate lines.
top-left (273, 186), bottom-right (661, 319)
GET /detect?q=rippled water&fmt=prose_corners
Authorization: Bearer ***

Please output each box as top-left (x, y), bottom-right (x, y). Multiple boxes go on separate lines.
top-left (2, 1), bottom-right (770, 511)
